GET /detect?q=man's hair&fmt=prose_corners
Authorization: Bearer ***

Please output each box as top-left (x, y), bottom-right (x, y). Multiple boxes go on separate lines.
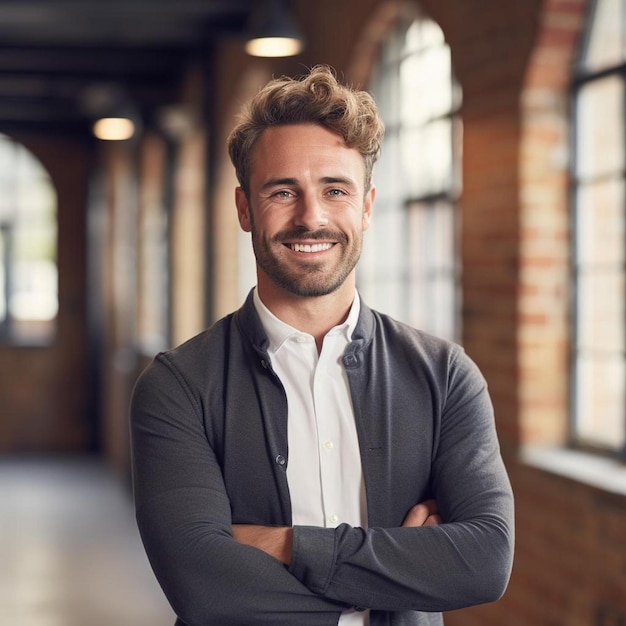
top-left (227, 65), bottom-right (384, 194)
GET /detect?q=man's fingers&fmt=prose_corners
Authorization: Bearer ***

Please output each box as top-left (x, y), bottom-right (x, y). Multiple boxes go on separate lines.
top-left (401, 499), bottom-right (439, 527)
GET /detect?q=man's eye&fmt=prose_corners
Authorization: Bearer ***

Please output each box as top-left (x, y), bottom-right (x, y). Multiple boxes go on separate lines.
top-left (272, 190), bottom-right (293, 199)
top-left (327, 188), bottom-right (346, 196)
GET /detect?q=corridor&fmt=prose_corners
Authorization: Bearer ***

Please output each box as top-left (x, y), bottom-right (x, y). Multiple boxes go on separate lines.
top-left (0, 457), bottom-right (175, 626)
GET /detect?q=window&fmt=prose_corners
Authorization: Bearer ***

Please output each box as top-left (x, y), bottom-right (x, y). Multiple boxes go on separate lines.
top-left (360, 9), bottom-right (462, 341)
top-left (0, 135), bottom-right (58, 344)
top-left (572, 0), bottom-right (626, 453)
top-left (136, 134), bottom-right (171, 354)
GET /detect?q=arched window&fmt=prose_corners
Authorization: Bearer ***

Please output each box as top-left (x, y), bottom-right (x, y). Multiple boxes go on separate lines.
top-left (572, 0), bottom-right (626, 453)
top-left (0, 135), bottom-right (58, 344)
top-left (359, 7), bottom-right (462, 341)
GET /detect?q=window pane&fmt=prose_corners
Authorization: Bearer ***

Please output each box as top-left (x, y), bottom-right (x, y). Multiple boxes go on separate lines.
top-left (376, 133), bottom-right (405, 203)
top-left (404, 16), bottom-right (444, 53)
top-left (400, 46), bottom-right (452, 126)
top-left (576, 353), bottom-right (626, 448)
top-left (403, 119), bottom-right (453, 197)
top-left (10, 260), bottom-right (58, 321)
top-left (581, 0), bottom-right (625, 72)
top-left (576, 76), bottom-right (624, 180)
top-left (358, 204), bottom-right (408, 321)
top-left (0, 134), bottom-right (58, 343)
top-left (576, 178), bottom-right (625, 266)
top-left (408, 201), bottom-right (456, 340)
top-left (374, 206), bottom-right (407, 276)
top-left (577, 269), bottom-right (625, 352)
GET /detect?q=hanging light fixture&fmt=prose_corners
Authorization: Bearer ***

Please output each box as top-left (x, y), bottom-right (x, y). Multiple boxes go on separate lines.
top-left (245, 0), bottom-right (305, 58)
top-left (92, 117), bottom-right (136, 141)
top-left (81, 83), bottom-right (139, 141)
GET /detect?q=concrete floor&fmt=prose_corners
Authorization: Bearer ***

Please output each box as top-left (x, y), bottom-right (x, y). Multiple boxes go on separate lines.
top-left (0, 457), bottom-right (176, 626)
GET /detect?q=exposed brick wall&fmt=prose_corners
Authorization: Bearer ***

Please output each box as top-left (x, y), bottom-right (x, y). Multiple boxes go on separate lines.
top-left (518, 0), bottom-right (585, 449)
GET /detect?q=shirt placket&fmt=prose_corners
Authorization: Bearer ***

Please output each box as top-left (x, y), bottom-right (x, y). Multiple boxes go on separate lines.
top-left (313, 332), bottom-right (344, 528)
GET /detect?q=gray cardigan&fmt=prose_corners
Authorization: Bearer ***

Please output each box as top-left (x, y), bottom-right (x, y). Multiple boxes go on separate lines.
top-left (130, 292), bottom-right (514, 626)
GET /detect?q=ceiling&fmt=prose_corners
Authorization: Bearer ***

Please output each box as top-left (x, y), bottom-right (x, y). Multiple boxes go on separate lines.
top-left (0, 0), bottom-right (256, 135)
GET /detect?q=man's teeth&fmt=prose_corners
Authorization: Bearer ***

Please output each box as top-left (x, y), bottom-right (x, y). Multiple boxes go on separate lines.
top-left (290, 242), bottom-right (333, 253)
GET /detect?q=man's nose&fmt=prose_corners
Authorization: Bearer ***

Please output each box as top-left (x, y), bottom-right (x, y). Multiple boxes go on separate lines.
top-left (293, 194), bottom-right (329, 229)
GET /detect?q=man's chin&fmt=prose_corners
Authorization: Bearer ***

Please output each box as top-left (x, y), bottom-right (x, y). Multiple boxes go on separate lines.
top-left (275, 275), bottom-right (345, 298)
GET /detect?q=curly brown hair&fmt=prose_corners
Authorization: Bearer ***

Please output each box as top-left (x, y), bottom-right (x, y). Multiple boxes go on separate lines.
top-left (227, 65), bottom-right (384, 194)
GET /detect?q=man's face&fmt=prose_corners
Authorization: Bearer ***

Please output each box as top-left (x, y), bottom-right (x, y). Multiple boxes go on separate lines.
top-left (236, 123), bottom-right (374, 299)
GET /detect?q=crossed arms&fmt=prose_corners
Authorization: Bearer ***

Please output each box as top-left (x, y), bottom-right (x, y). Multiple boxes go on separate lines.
top-left (130, 346), bottom-right (514, 625)
top-left (232, 500), bottom-right (442, 565)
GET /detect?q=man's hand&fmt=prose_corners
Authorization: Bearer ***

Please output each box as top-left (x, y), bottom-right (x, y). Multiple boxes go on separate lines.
top-left (402, 499), bottom-right (441, 527)
top-left (232, 525), bottom-right (293, 565)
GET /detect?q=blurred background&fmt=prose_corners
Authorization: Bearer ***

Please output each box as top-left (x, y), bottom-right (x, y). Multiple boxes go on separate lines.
top-left (0, 0), bottom-right (624, 624)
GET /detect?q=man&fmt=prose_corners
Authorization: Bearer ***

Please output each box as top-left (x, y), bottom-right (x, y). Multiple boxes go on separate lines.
top-left (130, 65), bottom-right (514, 626)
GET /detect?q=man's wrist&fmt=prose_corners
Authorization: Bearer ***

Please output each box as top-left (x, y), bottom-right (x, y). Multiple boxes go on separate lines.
top-left (232, 524), bottom-right (293, 565)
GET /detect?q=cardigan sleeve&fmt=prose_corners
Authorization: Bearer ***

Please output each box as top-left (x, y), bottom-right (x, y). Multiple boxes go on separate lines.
top-left (288, 347), bottom-right (514, 613)
top-left (130, 355), bottom-right (346, 626)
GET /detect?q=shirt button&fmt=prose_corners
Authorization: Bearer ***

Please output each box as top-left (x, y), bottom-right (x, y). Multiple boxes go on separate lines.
top-left (324, 440), bottom-right (334, 450)
top-left (275, 454), bottom-right (286, 467)
top-left (328, 514), bottom-right (339, 524)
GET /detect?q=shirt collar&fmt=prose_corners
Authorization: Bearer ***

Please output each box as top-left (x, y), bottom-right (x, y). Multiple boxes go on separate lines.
top-left (252, 287), bottom-right (360, 354)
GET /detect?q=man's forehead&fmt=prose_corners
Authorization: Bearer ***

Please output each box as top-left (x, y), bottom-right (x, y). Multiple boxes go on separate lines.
top-left (256, 122), bottom-right (348, 147)
top-left (249, 124), bottom-right (365, 176)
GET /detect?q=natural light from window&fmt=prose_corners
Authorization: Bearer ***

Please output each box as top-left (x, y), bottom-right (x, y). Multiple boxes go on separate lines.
top-left (573, 0), bottom-right (626, 452)
top-left (0, 134), bottom-right (58, 344)
top-left (361, 8), bottom-right (462, 341)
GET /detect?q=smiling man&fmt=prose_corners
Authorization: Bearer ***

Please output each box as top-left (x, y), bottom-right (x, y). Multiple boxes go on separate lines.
top-left (235, 122), bottom-right (373, 347)
top-left (130, 65), bottom-right (514, 626)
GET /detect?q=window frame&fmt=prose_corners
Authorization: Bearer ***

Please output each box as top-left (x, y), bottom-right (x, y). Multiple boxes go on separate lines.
top-left (0, 134), bottom-right (59, 346)
top-left (570, 0), bottom-right (626, 459)
top-left (361, 8), bottom-right (462, 342)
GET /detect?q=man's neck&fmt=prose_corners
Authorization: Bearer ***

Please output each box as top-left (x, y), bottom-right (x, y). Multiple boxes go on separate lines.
top-left (256, 281), bottom-right (355, 352)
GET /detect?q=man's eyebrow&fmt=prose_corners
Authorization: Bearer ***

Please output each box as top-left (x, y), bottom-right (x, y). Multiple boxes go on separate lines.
top-left (260, 177), bottom-right (298, 190)
top-left (320, 176), bottom-right (358, 187)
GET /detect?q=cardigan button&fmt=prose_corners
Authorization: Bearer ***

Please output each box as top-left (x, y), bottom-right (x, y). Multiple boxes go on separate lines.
top-left (275, 454), bottom-right (286, 467)
top-left (344, 354), bottom-right (357, 366)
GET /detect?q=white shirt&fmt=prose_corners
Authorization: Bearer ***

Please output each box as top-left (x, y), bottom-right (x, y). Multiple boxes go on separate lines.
top-left (254, 289), bottom-right (369, 626)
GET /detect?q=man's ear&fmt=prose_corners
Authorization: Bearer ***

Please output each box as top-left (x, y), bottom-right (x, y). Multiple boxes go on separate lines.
top-left (235, 187), bottom-right (252, 232)
top-left (362, 185), bottom-right (375, 231)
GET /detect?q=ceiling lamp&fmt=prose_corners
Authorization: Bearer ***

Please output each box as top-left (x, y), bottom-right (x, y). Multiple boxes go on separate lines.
top-left (92, 117), bottom-right (136, 141)
top-left (81, 83), bottom-right (139, 141)
top-left (245, 0), bottom-right (305, 58)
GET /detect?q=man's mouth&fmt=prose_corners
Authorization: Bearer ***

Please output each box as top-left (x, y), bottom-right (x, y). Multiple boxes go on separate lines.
top-left (288, 242), bottom-right (334, 253)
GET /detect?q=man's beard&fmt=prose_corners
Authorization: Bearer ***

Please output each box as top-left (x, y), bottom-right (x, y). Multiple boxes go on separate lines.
top-left (251, 227), bottom-right (362, 297)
